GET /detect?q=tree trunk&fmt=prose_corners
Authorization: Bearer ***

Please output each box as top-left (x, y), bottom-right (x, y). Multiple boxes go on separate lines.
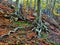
top-left (34, 0), bottom-right (37, 11)
top-left (51, 0), bottom-right (56, 14)
top-left (26, 0), bottom-right (28, 10)
top-left (30, 0), bottom-right (32, 9)
top-left (15, 0), bottom-right (20, 17)
top-left (35, 0), bottom-right (42, 37)
top-left (37, 0), bottom-right (41, 24)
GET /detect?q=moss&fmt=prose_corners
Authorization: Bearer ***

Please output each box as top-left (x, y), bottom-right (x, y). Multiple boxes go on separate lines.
top-left (40, 32), bottom-right (48, 39)
top-left (13, 21), bottom-right (31, 27)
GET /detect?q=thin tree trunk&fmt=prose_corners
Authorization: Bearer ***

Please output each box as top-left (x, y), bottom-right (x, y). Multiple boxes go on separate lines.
top-left (37, 0), bottom-right (41, 24)
top-left (26, 0), bottom-right (28, 10)
top-left (51, 0), bottom-right (56, 14)
top-left (30, 0), bottom-right (32, 9)
top-left (34, 0), bottom-right (37, 11)
top-left (36, 0), bottom-right (42, 37)
top-left (15, 0), bottom-right (20, 17)
top-left (51, 0), bottom-right (56, 18)
top-left (15, 0), bottom-right (19, 11)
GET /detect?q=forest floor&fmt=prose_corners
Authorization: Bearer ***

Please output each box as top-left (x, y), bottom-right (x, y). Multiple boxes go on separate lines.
top-left (0, 3), bottom-right (60, 45)
top-left (0, 15), bottom-right (60, 45)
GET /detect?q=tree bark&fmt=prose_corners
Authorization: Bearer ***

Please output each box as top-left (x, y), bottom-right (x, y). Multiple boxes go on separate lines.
top-left (34, 0), bottom-right (37, 11)
top-left (35, 0), bottom-right (42, 37)
top-left (26, 0), bottom-right (28, 10)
